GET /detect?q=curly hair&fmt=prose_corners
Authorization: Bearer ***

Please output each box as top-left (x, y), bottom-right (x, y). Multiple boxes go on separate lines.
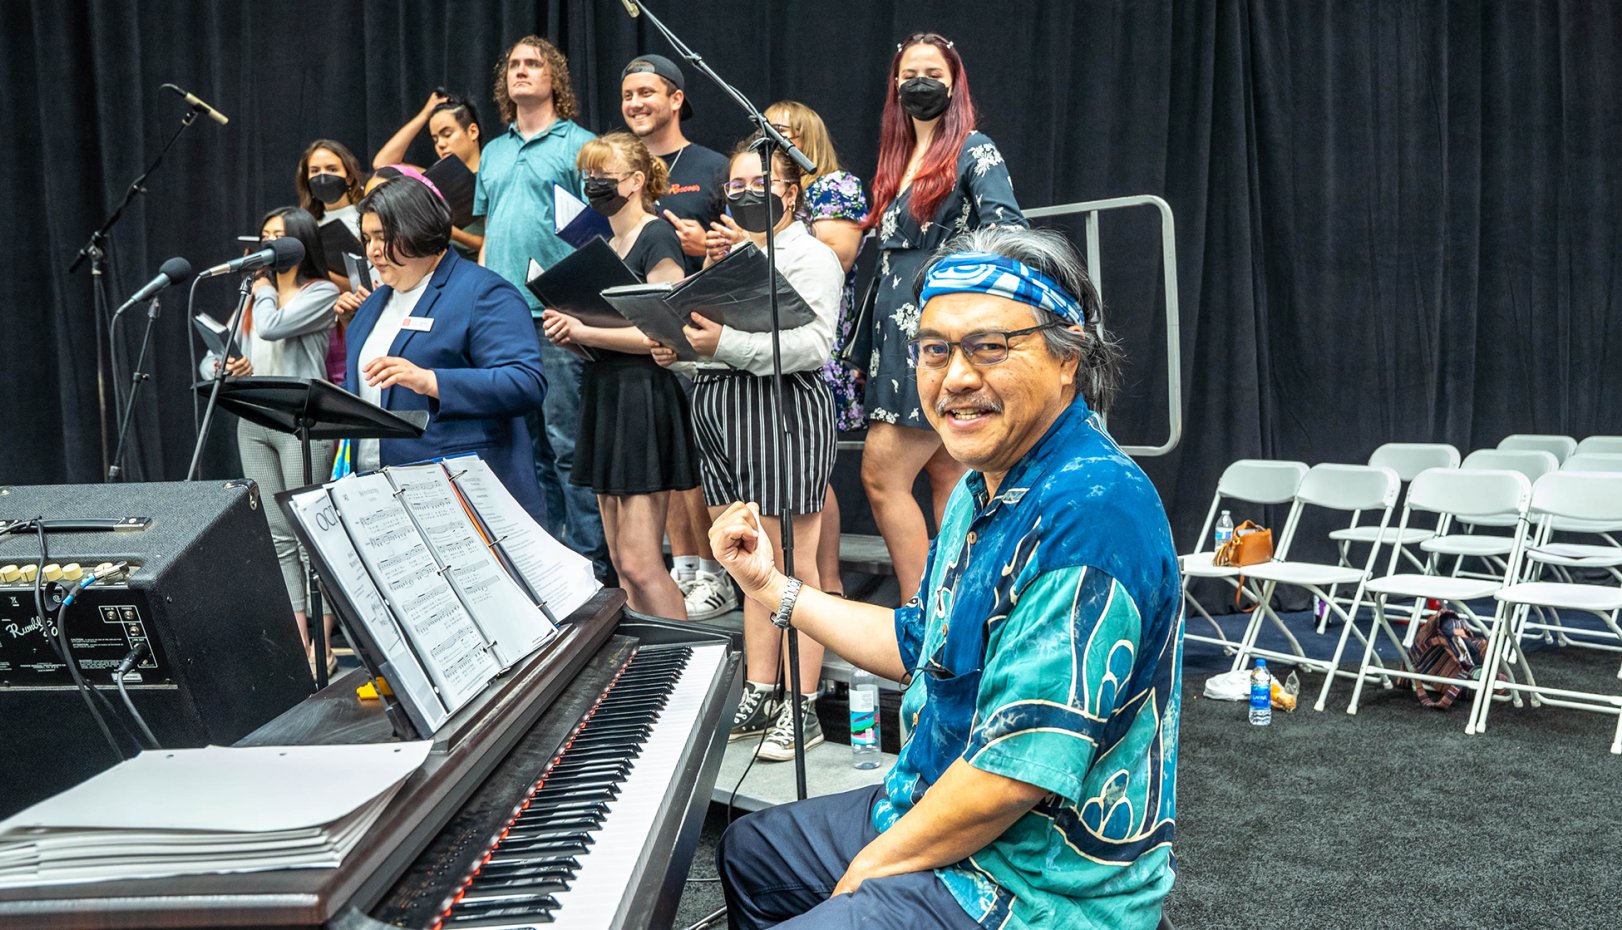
top-left (491, 35), bottom-right (577, 124)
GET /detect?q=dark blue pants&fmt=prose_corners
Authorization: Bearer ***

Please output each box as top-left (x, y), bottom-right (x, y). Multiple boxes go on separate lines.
top-left (529, 330), bottom-right (609, 580)
top-left (717, 785), bottom-right (982, 930)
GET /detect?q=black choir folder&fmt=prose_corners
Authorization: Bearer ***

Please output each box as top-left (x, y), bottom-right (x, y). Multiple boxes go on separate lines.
top-left (600, 243), bottom-right (818, 361)
top-left (423, 154), bottom-right (477, 228)
top-left (523, 236), bottom-right (641, 330)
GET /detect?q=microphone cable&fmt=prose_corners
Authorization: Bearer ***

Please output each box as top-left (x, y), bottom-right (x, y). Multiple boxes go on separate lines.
top-left (112, 641), bottom-right (160, 749)
top-left (27, 522), bottom-right (131, 762)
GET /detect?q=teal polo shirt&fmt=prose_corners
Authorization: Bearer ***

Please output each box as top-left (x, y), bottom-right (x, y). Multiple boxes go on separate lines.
top-left (473, 117), bottom-right (595, 315)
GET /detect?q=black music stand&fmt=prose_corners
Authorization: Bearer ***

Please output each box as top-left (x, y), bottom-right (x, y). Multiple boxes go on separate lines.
top-left (191, 376), bottom-right (427, 688)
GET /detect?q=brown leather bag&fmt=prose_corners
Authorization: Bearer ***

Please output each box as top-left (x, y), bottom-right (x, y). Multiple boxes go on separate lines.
top-left (1214, 520), bottom-right (1274, 568)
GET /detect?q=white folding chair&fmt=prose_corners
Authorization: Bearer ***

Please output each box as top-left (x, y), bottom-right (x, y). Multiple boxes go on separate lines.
top-left (1226, 464), bottom-right (1401, 710)
top-left (1347, 468), bottom-right (1534, 734)
top-left (1180, 460), bottom-right (1309, 653)
top-left (1421, 449), bottom-right (1559, 580)
top-left (1575, 436), bottom-right (1622, 456)
top-left (1485, 471), bottom-right (1622, 753)
top-left (1322, 443), bottom-right (1460, 628)
top-left (1511, 454), bottom-right (1622, 649)
top-left (1497, 433), bottom-right (1577, 464)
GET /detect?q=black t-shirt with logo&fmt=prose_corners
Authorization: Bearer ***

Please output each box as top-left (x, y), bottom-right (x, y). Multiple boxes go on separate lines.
top-left (653, 142), bottom-right (729, 273)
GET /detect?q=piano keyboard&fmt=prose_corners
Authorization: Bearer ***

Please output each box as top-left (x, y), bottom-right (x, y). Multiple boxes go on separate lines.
top-left (434, 642), bottom-right (727, 929)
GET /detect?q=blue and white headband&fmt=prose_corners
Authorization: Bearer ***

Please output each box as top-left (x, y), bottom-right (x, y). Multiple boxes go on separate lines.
top-left (919, 251), bottom-right (1086, 326)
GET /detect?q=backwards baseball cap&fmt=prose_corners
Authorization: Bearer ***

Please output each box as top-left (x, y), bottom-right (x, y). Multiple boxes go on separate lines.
top-left (622, 53), bottom-right (694, 120)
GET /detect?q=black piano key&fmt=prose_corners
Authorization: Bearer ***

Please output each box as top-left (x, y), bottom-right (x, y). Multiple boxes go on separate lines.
top-left (457, 886), bottom-right (568, 907)
top-left (468, 864), bottom-right (575, 888)
top-left (503, 820), bottom-right (602, 841)
top-left (550, 743), bottom-right (641, 762)
top-left (444, 902), bottom-right (557, 925)
top-left (486, 841), bottom-right (589, 864)
top-left (515, 799), bottom-right (609, 820)
top-left (513, 808), bottom-right (606, 828)
top-left (475, 856), bottom-right (580, 878)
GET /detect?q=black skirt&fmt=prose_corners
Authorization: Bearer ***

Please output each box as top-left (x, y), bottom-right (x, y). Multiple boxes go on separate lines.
top-left (572, 352), bottom-right (700, 496)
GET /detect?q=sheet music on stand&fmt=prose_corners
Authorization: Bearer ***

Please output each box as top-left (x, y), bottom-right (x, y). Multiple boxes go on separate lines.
top-left (327, 474), bottom-right (499, 714)
top-left (383, 463), bottom-right (557, 667)
top-left (285, 488), bottom-right (450, 736)
top-left (445, 455), bottom-right (602, 620)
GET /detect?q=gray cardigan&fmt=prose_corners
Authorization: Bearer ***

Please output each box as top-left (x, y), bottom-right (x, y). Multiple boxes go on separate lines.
top-left (247, 280), bottom-right (339, 380)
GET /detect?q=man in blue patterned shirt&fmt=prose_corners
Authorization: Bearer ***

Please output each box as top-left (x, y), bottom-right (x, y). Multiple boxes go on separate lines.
top-left (709, 226), bottom-right (1183, 929)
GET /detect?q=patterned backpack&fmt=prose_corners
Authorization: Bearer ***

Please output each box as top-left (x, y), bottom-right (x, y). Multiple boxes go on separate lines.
top-left (1406, 607), bottom-right (1498, 709)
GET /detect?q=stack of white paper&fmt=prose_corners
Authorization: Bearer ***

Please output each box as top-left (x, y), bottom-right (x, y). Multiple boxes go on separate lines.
top-left (0, 742), bottom-right (430, 888)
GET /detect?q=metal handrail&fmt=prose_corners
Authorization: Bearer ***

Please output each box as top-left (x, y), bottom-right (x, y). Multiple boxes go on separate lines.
top-left (1025, 194), bottom-right (1184, 457)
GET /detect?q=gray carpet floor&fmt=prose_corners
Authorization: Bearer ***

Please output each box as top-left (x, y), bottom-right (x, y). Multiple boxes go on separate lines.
top-left (675, 608), bottom-right (1622, 929)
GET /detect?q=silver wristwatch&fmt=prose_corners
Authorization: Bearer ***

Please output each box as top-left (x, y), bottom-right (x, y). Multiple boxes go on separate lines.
top-left (769, 577), bottom-right (804, 630)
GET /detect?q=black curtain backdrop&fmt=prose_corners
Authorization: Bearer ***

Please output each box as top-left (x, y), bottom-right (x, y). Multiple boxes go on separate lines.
top-left (3, 0), bottom-right (1618, 552)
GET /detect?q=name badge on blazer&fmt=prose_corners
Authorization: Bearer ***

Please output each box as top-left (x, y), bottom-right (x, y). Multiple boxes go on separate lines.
top-left (400, 316), bottom-right (434, 332)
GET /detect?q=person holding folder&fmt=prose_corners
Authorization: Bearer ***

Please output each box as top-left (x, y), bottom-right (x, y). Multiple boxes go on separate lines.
top-left (370, 90), bottom-right (487, 259)
top-left (649, 137), bottom-right (843, 762)
top-left (538, 132), bottom-right (696, 621)
top-left (344, 176), bottom-right (549, 524)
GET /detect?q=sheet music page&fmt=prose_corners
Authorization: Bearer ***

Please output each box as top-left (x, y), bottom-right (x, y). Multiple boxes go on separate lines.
top-left (446, 456), bottom-right (602, 619)
top-left (286, 488), bottom-right (449, 734)
top-left (328, 474), bottom-right (498, 712)
top-left (385, 463), bottom-right (556, 668)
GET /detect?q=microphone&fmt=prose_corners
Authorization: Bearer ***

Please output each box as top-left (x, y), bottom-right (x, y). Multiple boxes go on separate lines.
top-left (115, 257), bottom-right (194, 314)
top-left (197, 237), bottom-right (304, 279)
top-left (161, 83), bottom-right (229, 126)
top-left (620, 0), bottom-right (640, 16)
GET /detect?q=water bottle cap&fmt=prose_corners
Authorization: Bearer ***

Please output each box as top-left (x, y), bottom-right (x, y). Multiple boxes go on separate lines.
top-left (1255, 658), bottom-right (1267, 668)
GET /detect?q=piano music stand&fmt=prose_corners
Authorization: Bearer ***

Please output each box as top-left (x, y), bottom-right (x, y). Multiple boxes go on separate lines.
top-left (193, 376), bottom-right (426, 689)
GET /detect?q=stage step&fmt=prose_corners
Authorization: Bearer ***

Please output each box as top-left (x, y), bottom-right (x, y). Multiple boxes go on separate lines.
top-left (711, 738), bottom-right (894, 812)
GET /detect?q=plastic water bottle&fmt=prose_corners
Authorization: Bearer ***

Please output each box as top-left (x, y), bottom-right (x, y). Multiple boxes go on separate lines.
top-left (1249, 658), bottom-right (1272, 726)
top-left (849, 669), bottom-right (882, 769)
top-left (1215, 510), bottom-right (1235, 548)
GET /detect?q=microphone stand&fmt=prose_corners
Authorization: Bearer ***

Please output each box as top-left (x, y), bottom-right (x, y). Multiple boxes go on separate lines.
top-left (185, 276), bottom-right (255, 480)
top-left (630, 0), bottom-right (818, 801)
top-left (107, 296), bottom-right (165, 481)
top-left (69, 104), bottom-right (203, 480)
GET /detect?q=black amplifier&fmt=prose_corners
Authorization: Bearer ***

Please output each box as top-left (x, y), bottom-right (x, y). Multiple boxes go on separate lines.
top-left (0, 480), bottom-right (313, 816)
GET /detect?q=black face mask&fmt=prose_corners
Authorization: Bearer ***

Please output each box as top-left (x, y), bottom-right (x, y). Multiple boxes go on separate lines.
top-left (307, 172), bottom-right (350, 205)
top-left (898, 76), bottom-right (951, 121)
top-left (583, 177), bottom-right (628, 215)
top-left (728, 190), bottom-right (783, 234)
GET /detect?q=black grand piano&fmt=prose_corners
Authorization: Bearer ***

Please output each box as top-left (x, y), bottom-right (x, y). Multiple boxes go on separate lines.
top-left (0, 590), bottom-right (741, 930)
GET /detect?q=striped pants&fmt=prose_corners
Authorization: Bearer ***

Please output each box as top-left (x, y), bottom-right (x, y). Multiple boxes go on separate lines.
top-left (691, 370), bottom-right (835, 517)
top-left (237, 418), bottom-right (335, 612)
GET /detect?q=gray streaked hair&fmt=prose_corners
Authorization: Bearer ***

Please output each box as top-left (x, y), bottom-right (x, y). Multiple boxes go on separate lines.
top-left (914, 225), bottom-right (1124, 412)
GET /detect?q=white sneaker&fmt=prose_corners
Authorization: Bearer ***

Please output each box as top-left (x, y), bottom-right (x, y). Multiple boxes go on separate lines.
top-left (685, 573), bottom-right (738, 620)
top-left (757, 695), bottom-right (823, 762)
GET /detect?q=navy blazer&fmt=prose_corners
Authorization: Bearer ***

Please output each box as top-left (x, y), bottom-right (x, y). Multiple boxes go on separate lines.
top-left (344, 249), bottom-right (549, 523)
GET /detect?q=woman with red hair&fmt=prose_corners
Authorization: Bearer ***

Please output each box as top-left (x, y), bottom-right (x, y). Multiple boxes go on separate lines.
top-left (860, 32), bottom-right (1025, 605)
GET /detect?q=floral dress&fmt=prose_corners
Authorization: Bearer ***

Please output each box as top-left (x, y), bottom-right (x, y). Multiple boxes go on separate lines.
top-left (803, 170), bottom-right (869, 432)
top-left (864, 131), bottom-right (1025, 429)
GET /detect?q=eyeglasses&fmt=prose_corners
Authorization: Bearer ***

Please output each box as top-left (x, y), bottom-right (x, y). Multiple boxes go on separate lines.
top-left (582, 171), bottom-right (631, 182)
top-left (906, 323), bottom-right (1060, 369)
top-left (768, 122), bottom-right (796, 137)
top-left (722, 177), bottom-right (786, 198)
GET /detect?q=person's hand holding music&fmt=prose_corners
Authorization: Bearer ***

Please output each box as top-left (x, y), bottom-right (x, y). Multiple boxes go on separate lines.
top-left (683, 313), bottom-right (723, 358)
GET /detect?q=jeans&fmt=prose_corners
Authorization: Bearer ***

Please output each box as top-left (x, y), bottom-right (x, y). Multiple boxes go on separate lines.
top-left (717, 785), bottom-right (980, 929)
top-left (530, 328), bottom-right (610, 579)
